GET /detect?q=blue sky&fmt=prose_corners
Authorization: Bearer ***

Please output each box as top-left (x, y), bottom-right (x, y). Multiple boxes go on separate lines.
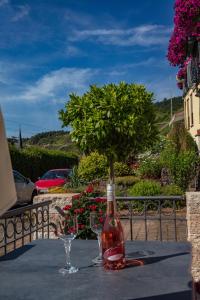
top-left (0, 0), bottom-right (180, 137)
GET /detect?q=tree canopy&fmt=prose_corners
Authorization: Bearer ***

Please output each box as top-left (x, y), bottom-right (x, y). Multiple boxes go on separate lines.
top-left (59, 82), bottom-right (158, 182)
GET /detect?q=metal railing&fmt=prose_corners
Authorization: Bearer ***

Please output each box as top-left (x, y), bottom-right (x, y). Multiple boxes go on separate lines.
top-left (0, 196), bottom-right (187, 256)
top-left (115, 196), bottom-right (186, 242)
top-left (0, 201), bottom-right (51, 256)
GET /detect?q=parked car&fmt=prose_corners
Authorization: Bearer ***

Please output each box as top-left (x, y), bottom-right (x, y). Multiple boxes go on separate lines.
top-left (13, 170), bottom-right (37, 205)
top-left (35, 169), bottom-right (72, 194)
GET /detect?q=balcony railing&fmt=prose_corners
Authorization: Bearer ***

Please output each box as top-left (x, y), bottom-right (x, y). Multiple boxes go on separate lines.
top-left (115, 196), bottom-right (186, 242)
top-left (0, 196), bottom-right (186, 256)
top-left (0, 201), bottom-right (51, 256)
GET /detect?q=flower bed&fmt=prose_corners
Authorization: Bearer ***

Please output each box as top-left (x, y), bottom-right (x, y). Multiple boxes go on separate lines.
top-left (53, 184), bottom-right (107, 239)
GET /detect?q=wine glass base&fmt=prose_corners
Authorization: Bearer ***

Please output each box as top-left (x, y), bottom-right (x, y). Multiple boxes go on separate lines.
top-left (59, 266), bottom-right (78, 274)
top-left (92, 256), bottom-right (103, 265)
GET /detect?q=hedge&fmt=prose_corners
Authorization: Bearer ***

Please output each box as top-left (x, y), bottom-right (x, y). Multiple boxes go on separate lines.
top-left (9, 146), bottom-right (78, 181)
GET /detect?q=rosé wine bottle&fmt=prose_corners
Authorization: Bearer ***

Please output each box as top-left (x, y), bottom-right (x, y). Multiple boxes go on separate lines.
top-left (102, 184), bottom-right (126, 270)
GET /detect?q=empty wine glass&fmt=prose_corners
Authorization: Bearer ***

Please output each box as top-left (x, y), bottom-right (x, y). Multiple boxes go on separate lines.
top-left (90, 212), bottom-right (105, 264)
top-left (58, 215), bottom-right (79, 275)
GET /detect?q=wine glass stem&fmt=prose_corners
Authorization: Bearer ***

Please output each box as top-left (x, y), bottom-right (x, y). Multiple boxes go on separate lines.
top-left (97, 233), bottom-right (102, 259)
top-left (64, 240), bottom-right (72, 268)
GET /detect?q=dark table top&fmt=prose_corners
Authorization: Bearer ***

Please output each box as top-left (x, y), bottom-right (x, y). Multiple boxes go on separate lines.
top-left (0, 239), bottom-right (192, 300)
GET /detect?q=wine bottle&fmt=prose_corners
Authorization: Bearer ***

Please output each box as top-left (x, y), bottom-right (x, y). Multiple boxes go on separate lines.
top-left (101, 183), bottom-right (126, 270)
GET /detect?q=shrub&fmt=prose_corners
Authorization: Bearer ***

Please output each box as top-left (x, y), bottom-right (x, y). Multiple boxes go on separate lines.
top-left (114, 162), bottom-right (133, 177)
top-left (115, 176), bottom-right (140, 188)
top-left (128, 180), bottom-right (161, 196)
top-left (161, 146), bottom-right (198, 191)
top-left (78, 152), bottom-right (108, 182)
top-left (52, 185), bottom-right (106, 239)
top-left (137, 157), bottom-right (163, 179)
top-left (161, 184), bottom-right (183, 196)
top-left (9, 145), bottom-right (78, 181)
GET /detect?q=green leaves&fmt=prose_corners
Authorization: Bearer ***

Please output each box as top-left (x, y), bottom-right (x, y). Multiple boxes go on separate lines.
top-left (59, 82), bottom-right (158, 163)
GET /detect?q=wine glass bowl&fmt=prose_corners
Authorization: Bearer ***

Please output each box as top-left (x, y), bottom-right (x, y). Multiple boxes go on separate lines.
top-left (90, 212), bottom-right (105, 264)
top-left (58, 215), bottom-right (79, 275)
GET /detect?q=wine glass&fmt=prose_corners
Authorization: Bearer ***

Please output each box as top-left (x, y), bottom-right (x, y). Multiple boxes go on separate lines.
top-left (90, 212), bottom-right (105, 264)
top-left (58, 215), bottom-right (79, 275)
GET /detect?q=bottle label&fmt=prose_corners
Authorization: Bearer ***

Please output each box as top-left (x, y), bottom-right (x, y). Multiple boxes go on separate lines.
top-left (104, 246), bottom-right (123, 261)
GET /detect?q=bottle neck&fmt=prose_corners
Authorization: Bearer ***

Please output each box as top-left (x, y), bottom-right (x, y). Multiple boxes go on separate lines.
top-left (106, 184), bottom-right (117, 215)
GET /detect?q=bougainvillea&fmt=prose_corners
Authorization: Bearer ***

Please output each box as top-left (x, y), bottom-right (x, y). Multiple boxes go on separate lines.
top-left (176, 57), bottom-right (191, 89)
top-left (167, 0), bottom-right (200, 66)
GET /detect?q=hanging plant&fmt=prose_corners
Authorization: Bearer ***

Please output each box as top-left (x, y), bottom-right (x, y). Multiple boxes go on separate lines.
top-left (167, 0), bottom-right (200, 66)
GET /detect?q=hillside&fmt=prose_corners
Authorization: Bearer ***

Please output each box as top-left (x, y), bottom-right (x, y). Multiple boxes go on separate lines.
top-left (25, 130), bottom-right (81, 155)
top-left (19, 96), bottom-right (183, 152)
top-left (154, 96), bottom-right (183, 134)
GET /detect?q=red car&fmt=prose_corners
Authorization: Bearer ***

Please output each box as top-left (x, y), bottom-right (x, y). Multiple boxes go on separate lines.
top-left (35, 169), bottom-right (72, 194)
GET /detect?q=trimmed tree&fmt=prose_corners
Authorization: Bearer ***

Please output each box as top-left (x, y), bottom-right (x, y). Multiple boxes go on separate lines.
top-left (59, 82), bottom-right (158, 184)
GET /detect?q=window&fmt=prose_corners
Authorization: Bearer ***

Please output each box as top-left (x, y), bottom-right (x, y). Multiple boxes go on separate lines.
top-left (190, 94), bottom-right (194, 126)
top-left (13, 171), bottom-right (26, 183)
top-left (187, 98), bottom-right (190, 129)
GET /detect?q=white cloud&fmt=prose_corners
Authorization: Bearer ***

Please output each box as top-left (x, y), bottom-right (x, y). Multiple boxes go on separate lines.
top-left (20, 68), bottom-right (97, 102)
top-left (11, 5), bottom-right (30, 22)
top-left (0, 0), bottom-right (8, 8)
top-left (65, 9), bottom-right (96, 27)
top-left (70, 25), bottom-right (171, 47)
top-left (66, 46), bottom-right (84, 57)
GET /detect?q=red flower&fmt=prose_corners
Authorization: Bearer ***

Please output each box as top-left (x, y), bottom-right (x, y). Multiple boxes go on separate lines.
top-left (95, 197), bottom-right (106, 203)
top-left (63, 205), bottom-right (72, 211)
top-left (99, 217), bottom-right (104, 224)
top-left (85, 185), bottom-right (94, 193)
top-left (72, 194), bottom-right (81, 200)
top-left (68, 227), bottom-right (76, 234)
top-left (74, 208), bottom-right (85, 214)
top-left (89, 205), bottom-right (97, 211)
top-left (78, 224), bottom-right (85, 230)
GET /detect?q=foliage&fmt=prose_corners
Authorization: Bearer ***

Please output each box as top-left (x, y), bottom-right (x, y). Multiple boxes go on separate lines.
top-left (115, 176), bottom-right (140, 188)
top-left (53, 185), bottom-right (106, 239)
top-left (168, 122), bottom-right (198, 153)
top-left (28, 130), bottom-right (68, 144)
top-left (78, 152), bottom-right (108, 182)
top-left (24, 130), bottom-right (80, 155)
top-left (137, 156), bottom-right (163, 179)
top-left (128, 180), bottom-right (162, 196)
top-left (161, 184), bottom-right (183, 196)
top-left (59, 82), bottom-right (158, 182)
top-left (9, 145), bottom-right (78, 181)
top-left (65, 166), bottom-right (86, 188)
top-left (160, 124), bottom-right (199, 191)
top-left (161, 145), bottom-right (198, 191)
top-left (114, 162), bottom-right (133, 177)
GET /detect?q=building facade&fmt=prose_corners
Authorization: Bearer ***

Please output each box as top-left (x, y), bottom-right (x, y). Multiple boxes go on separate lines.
top-left (183, 41), bottom-right (200, 151)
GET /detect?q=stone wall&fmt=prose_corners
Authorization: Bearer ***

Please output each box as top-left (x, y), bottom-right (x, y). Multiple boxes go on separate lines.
top-left (186, 192), bottom-right (200, 283)
top-left (33, 193), bottom-right (79, 239)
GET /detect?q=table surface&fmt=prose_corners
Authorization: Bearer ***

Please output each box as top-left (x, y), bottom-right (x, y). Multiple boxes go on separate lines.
top-left (0, 239), bottom-right (192, 300)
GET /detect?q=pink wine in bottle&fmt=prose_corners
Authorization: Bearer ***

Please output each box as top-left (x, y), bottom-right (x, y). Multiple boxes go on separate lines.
top-left (102, 184), bottom-right (126, 270)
